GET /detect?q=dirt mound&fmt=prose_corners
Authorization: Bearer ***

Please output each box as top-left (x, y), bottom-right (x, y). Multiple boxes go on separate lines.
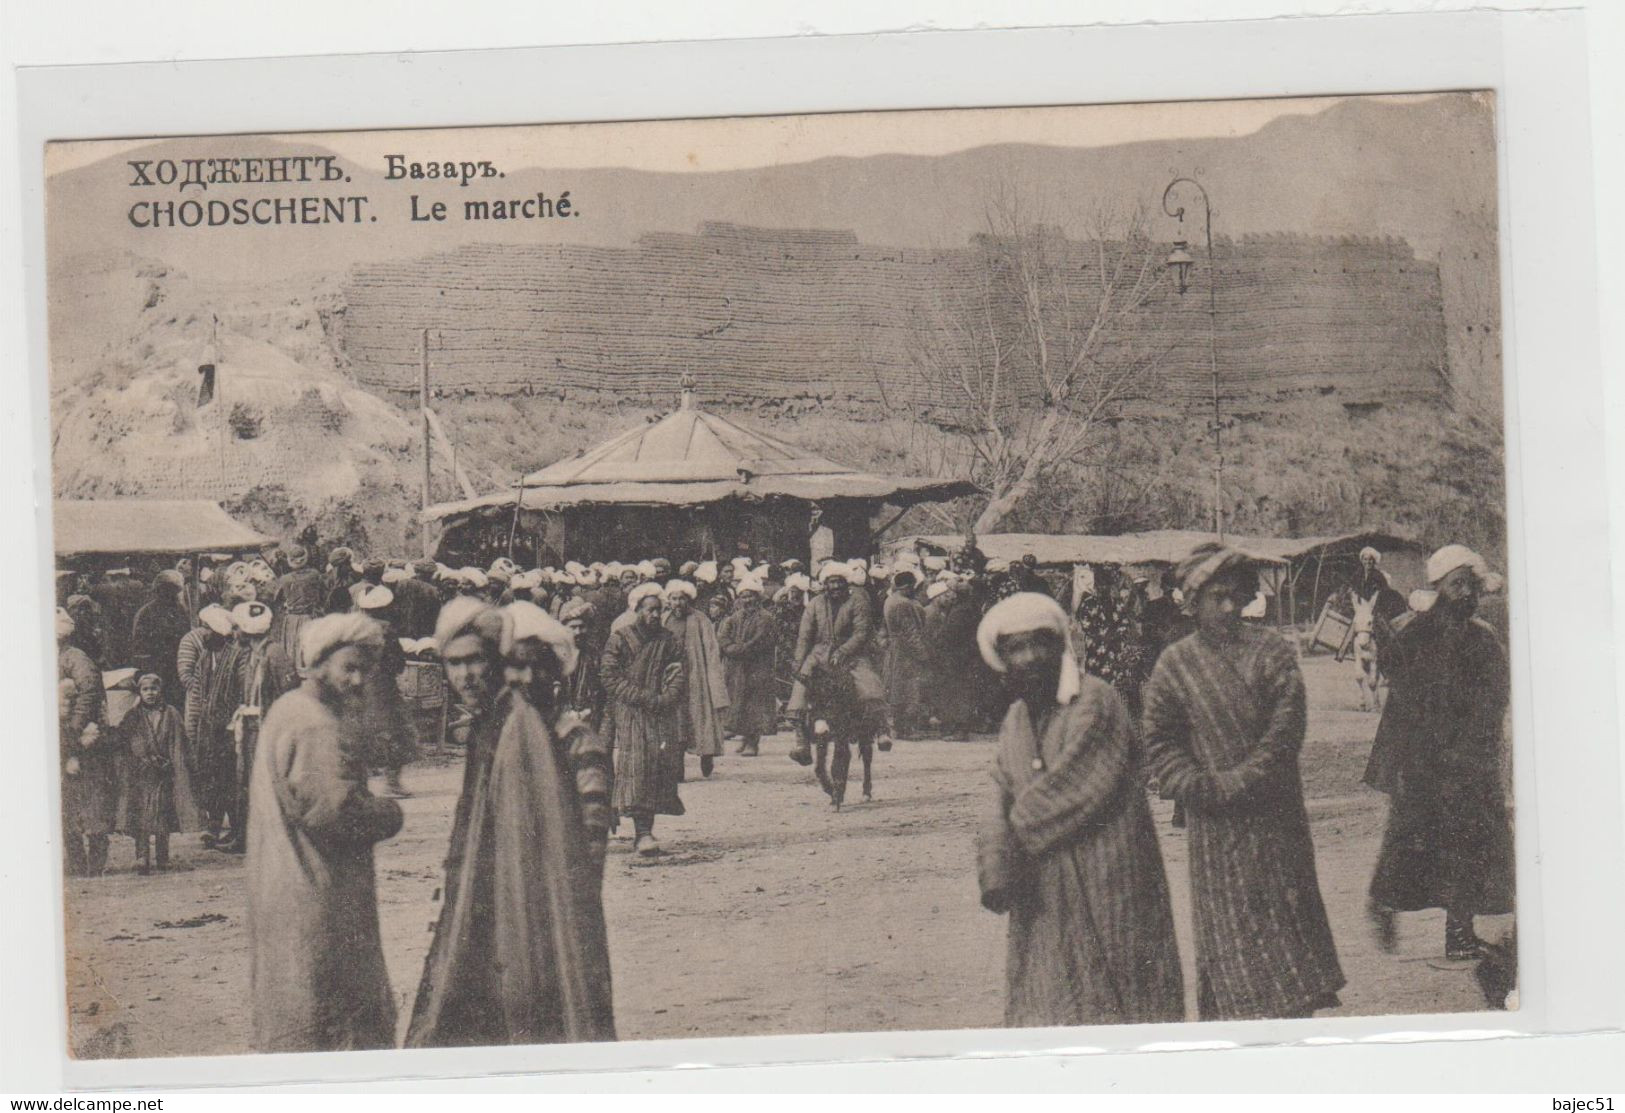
top-left (49, 253), bottom-right (444, 553)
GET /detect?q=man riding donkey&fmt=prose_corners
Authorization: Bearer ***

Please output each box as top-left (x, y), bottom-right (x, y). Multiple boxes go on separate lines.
top-left (790, 560), bottom-right (892, 808)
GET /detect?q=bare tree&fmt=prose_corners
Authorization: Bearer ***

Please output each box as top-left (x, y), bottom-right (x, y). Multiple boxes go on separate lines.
top-left (896, 186), bottom-right (1173, 534)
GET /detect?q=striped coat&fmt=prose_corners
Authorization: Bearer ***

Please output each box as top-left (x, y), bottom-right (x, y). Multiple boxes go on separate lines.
top-left (978, 672), bottom-right (1184, 1027)
top-left (1142, 627), bottom-right (1344, 1020)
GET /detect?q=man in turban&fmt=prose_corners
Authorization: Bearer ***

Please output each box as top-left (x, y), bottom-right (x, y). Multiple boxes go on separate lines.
top-left (222, 601), bottom-right (298, 854)
top-left (353, 584), bottom-right (414, 798)
top-left (882, 569), bottom-right (930, 740)
top-left (323, 548), bottom-right (361, 615)
top-left (559, 597), bottom-right (606, 724)
top-left (178, 604), bottom-right (247, 849)
top-left (405, 599), bottom-right (615, 1047)
top-left (1141, 543), bottom-right (1345, 1020)
top-left (718, 578), bottom-right (777, 757)
top-left (602, 582), bottom-right (686, 856)
top-left (268, 543), bottom-right (327, 667)
top-left (58, 609), bottom-right (115, 876)
top-left (663, 580), bottom-right (730, 778)
top-left (131, 570), bottom-right (192, 701)
top-left (976, 593), bottom-right (1184, 1027)
top-left (1364, 544), bottom-right (1513, 962)
top-left (790, 561), bottom-right (890, 787)
top-left (248, 612), bottom-right (402, 1052)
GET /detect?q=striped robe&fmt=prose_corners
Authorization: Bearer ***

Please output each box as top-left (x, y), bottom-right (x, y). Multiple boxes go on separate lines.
top-left (1142, 627), bottom-right (1344, 1020)
top-left (979, 671), bottom-right (1184, 1027)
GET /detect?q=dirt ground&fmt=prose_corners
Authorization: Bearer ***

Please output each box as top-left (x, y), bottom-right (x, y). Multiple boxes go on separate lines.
top-left (62, 654), bottom-right (1498, 1060)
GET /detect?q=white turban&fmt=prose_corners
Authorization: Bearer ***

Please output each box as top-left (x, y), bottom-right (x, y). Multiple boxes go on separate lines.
top-left (301, 613), bottom-right (383, 668)
top-left (694, 561), bottom-right (719, 584)
top-left (736, 576), bottom-right (765, 596)
top-left (924, 581), bottom-right (948, 601)
top-left (382, 567), bottom-right (407, 584)
top-left (490, 557), bottom-right (519, 578)
top-left (458, 567), bottom-right (489, 590)
top-left (433, 595), bottom-right (501, 651)
top-left (785, 572), bottom-right (811, 593)
top-left (636, 560), bottom-right (658, 580)
top-left (198, 604), bottom-right (236, 637)
top-left (1426, 544), bottom-right (1497, 587)
top-left (356, 585), bottom-right (395, 611)
top-left (975, 591), bottom-right (1082, 706)
top-left (627, 582), bottom-right (664, 610)
top-left (818, 561), bottom-right (852, 584)
top-left (1359, 546), bottom-right (1382, 564)
top-left (664, 579), bottom-right (698, 601)
top-left (232, 601), bottom-right (273, 636)
top-left (501, 600), bottom-right (579, 675)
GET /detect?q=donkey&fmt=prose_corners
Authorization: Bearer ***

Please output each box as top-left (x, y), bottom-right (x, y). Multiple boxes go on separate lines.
top-left (801, 660), bottom-right (876, 810)
top-left (1351, 593), bottom-right (1384, 712)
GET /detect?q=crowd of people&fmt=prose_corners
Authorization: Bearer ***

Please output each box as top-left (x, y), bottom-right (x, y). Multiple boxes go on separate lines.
top-left (54, 529), bottom-right (1515, 1048)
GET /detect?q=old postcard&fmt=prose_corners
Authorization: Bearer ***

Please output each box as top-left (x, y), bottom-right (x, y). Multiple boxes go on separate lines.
top-left (44, 93), bottom-right (1515, 1061)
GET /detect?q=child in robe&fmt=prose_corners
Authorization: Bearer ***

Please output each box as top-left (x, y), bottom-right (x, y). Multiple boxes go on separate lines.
top-left (116, 673), bottom-right (201, 874)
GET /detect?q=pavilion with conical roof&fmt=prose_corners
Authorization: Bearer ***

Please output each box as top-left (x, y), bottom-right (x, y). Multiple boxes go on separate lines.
top-left (422, 378), bottom-right (976, 566)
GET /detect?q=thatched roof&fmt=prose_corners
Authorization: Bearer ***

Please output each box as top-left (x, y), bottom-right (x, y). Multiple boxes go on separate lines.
top-left (889, 529), bottom-right (1425, 568)
top-left (423, 394), bottom-right (975, 522)
top-left (55, 499), bottom-right (273, 557)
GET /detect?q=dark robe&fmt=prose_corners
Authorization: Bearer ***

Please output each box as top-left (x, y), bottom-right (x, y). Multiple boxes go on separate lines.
top-left (269, 567), bottom-right (329, 665)
top-left (59, 644), bottom-right (116, 836)
top-left (1142, 626), bottom-right (1345, 1020)
top-left (392, 576), bottom-right (443, 640)
top-left (882, 590), bottom-right (929, 723)
top-left (248, 684), bottom-right (402, 1053)
top-left (130, 595), bottom-right (192, 700)
top-left (601, 621), bottom-right (685, 816)
top-left (718, 603), bottom-right (778, 737)
top-left (405, 694), bottom-right (615, 1047)
top-left (115, 703), bottom-right (202, 836)
top-left (979, 671), bottom-right (1184, 1027)
top-left (1365, 611), bottom-right (1513, 916)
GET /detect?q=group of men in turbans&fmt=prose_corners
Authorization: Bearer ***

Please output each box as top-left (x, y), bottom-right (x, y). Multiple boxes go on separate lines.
top-left (975, 538), bottom-right (1514, 1027)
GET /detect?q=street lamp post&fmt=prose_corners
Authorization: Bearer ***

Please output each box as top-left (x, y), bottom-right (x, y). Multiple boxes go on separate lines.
top-left (1162, 176), bottom-right (1224, 541)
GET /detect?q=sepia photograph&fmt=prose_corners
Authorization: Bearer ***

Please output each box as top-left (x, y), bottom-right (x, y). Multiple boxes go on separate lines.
top-left (42, 91), bottom-right (1517, 1061)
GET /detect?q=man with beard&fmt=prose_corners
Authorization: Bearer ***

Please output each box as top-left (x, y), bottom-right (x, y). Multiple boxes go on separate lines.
top-left (976, 592), bottom-right (1184, 1027)
top-left (663, 579), bottom-right (730, 778)
top-left (58, 608), bottom-right (115, 876)
top-left (177, 604), bottom-right (245, 849)
top-left (559, 597), bottom-right (607, 724)
top-left (406, 599), bottom-right (615, 1047)
top-left (131, 570), bottom-right (193, 700)
top-left (1141, 543), bottom-right (1344, 1020)
top-left (790, 561), bottom-right (888, 765)
top-left (268, 543), bottom-right (328, 668)
top-left (718, 579), bottom-right (777, 757)
top-left (222, 601), bottom-right (298, 854)
top-left (1364, 545), bottom-right (1513, 962)
top-left (602, 583), bottom-right (686, 856)
top-left (248, 613), bottom-right (402, 1053)
top-left (882, 569), bottom-right (930, 739)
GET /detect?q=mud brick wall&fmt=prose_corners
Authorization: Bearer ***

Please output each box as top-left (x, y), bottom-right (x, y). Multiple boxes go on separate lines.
top-left (340, 223), bottom-right (1446, 413)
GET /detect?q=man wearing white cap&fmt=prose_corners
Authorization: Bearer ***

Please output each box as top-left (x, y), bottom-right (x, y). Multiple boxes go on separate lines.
top-left (718, 578), bottom-right (777, 757)
top-left (58, 608), bottom-right (115, 876)
top-left (789, 560), bottom-right (887, 768)
top-left (248, 612), bottom-right (401, 1053)
top-left (1364, 544), bottom-right (1513, 962)
top-left (354, 585), bottom-right (415, 797)
top-left (178, 604), bottom-right (247, 849)
top-left (1141, 542), bottom-right (1344, 1020)
top-left (663, 580), bottom-right (730, 778)
top-left (976, 593), bottom-right (1183, 1027)
top-left (222, 602), bottom-right (298, 854)
top-left (602, 582), bottom-right (687, 855)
